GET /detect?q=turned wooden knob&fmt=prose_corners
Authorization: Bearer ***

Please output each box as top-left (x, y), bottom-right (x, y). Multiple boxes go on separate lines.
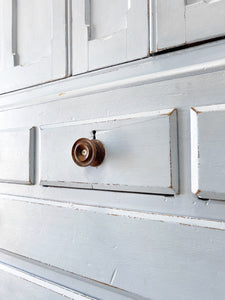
top-left (72, 138), bottom-right (105, 167)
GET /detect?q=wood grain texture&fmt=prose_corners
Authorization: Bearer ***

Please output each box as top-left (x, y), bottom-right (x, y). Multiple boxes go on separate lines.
top-left (40, 109), bottom-right (178, 195)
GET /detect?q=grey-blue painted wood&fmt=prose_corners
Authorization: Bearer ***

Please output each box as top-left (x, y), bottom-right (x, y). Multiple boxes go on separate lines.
top-left (40, 109), bottom-right (178, 195)
top-left (0, 3), bottom-right (225, 298)
top-left (191, 104), bottom-right (225, 200)
top-left (153, 0), bottom-right (225, 52)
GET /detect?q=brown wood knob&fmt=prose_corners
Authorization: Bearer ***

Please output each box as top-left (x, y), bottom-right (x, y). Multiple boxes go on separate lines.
top-left (72, 138), bottom-right (105, 167)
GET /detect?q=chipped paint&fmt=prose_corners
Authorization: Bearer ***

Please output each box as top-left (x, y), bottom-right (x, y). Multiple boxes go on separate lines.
top-left (191, 107), bottom-right (201, 114)
top-left (1, 194), bottom-right (225, 231)
top-left (0, 261), bottom-right (95, 300)
top-left (58, 92), bottom-right (66, 96)
top-left (40, 109), bottom-right (176, 129)
top-left (195, 189), bottom-right (201, 195)
top-left (161, 108), bottom-right (177, 116)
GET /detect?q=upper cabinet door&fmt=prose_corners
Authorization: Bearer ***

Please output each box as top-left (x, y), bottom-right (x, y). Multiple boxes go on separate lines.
top-left (152, 0), bottom-right (225, 52)
top-left (0, 0), bottom-right (66, 94)
top-left (72, 0), bottom-right (149, 74)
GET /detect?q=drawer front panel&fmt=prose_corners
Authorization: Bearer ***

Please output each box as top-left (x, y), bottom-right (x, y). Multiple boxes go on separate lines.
top-left (0, 128), bottom-right (34, 184)
top-left (191, 105), bottom-right (225, 200)
top-left (40, 109), bottom-right (178, 195)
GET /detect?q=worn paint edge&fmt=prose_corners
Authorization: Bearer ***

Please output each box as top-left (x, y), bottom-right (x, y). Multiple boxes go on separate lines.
top-left (40, 180), bottom-right (175, 196)
top-left (149, 0), bottom-right (157, 53)
top-left (0, 249), bottom-right (148, 300)
top-left (40, 108), bottom-right (174, 129)
top-left (1, 194), bottom-right (225, 231)
top-left (192, 103), bottom-right (225, 113)
top-left (168, 108), bottom-right (179, 194)
top-left (0, 261), bottom-right (95, 300)
top-left (191, 105), bottom-right (225, 200)
top-left (0, 179), bottom-right (31, 185)
top-left (0, 127), bottom-right (34, 185)
top-left (1, 50), bottom-right (225, 112)
top-left (16, 57), bottom-right (225, 110)
top-left (190, 108), bottom-right (199, 195)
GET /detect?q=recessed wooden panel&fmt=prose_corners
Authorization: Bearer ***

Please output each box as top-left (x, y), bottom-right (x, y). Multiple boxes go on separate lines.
top-left (0, 128), bottom-right (35, 184)
top-left (72, 0), bottom-right (148, 73)
top-left (40, 109), bottom-right (178, 195)
top-left (191, 105), bottom-right (225, 200)
top-left (153, 0), bottom-right (225, 52)
top-left (0, 0), bottom-right (66, 93)
top-left (186, 0), bottom-right (225, 43)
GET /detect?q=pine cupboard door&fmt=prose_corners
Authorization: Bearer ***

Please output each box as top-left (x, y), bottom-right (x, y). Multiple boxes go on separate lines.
top-left (0, 0), bottom-right (66, 94)
top-left (72, 0), bottom-right (149, 74)
top-left (151, 0), bottom-right (225, 52)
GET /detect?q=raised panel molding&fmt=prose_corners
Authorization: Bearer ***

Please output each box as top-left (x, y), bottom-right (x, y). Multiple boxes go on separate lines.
top-left (0, 127), bottom-right (35, 184)
top-left (40, 109), bottom-right (178, 195)
top-left (191, 104), bottom-right (225, 200)
top-left (0, 0), bottom-right (66, 94)
top-left (72, 0), bottom-right (148, 74)
top-left (153, 0), bottom-right (225, 52)
top-left (186, 0), bottom-right (225, 43)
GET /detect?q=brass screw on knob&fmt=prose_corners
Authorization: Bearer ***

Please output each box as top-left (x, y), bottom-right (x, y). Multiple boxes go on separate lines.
top-left (71, 138), bottom-right (105, 167)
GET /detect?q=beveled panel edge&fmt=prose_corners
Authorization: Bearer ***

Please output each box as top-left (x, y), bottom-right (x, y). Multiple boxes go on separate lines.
top-left (0, 127), bottom-right (35, 185)
top-left (191, 104), bottom-right (225, 200)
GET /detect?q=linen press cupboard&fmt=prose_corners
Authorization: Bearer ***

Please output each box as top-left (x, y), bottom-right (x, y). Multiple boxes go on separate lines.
top-left (0, 1), bottom-right (225, 299)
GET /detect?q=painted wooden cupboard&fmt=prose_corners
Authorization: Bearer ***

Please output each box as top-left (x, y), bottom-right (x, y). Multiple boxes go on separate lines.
top-left (152, 0), bottom-right (225, 52)
top-left (0, 1), bottom-right (225, 299)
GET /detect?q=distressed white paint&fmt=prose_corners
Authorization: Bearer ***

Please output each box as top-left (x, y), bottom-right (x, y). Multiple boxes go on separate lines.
top-left (0, 127), bottom-right (34, 184)
top-left (186, 0), bottom-right (225, 43)
top-left (0, 0), bottom-right (66, 94)
top-left (0, 41), bottom-right (225, 220)
top-left (153, 0), bottom-right (225, 51)
top-left (0, 22), bottom-right (225, 299)
top-left (0, 250), bottom-right (140, 300)
top-left (1, 39), bottom-right (225, 112)
top-left (1, 196), bottom-right (225, 299)
top-left (2, 193), bottom-right (225, 231)
top-left (0, 0), bottom-right (14, 71)
top-left (0, 272), bottom-right (69, 300)
top-left (72, 0), bottom-right (148, 74)
top-left (40, 109), bottom-right (178, 194)
top-left (151, 0), bottom-right (185, 51)
top-left (191, 104), bottom-right (225, 200)
top-left (0, 262), bottom-right (95, 300)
